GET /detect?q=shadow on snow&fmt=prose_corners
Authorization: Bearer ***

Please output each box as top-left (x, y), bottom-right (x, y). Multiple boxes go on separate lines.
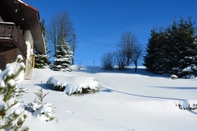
top-left (73, 65), bottom-right (167, 78)
top-left (101, 86), bottom-right (197, 115)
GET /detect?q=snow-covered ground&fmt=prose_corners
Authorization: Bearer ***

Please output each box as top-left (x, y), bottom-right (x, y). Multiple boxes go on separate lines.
top-left (21, 66), bottom-right (197, 131)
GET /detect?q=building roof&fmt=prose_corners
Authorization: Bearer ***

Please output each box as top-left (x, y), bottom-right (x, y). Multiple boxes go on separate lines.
top-left (0, 0), bottom-right (46, 54)
top-left (17, 0), bottom-right (46, 54)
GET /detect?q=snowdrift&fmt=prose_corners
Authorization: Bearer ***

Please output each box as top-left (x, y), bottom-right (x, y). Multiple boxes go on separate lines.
top-left (46, 75), bottom-right (100, 95)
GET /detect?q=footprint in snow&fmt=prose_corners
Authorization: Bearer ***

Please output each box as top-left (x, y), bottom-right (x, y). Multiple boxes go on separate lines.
top-left (65, 110), bottom-right (80, 115)
top-left (91, 116), bottom-right (104, 122)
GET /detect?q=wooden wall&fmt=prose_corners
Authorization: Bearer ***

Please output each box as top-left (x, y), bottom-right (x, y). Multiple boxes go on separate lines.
top-left (0, 48), bottom-right (19, 70)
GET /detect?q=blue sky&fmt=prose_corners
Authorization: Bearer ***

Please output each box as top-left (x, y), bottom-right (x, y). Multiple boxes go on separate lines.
top-left (25, 0), bottom-right (197, 66)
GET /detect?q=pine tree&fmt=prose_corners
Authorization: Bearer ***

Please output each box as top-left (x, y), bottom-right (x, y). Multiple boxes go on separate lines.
top-left (144, 28), bottom-right (167, 74)
top-left (144, 17), bottom-right (197, 78)
top-left (25, 86), bottom-right (56, 122)
top-left (35, 51), bottom-right (49, 69)
top-left (53, 36), bottom-right (73, 71)
top-left (0, 55), bottom-right (29, 131)
top-left (169, 18), bottom-right (197, 78)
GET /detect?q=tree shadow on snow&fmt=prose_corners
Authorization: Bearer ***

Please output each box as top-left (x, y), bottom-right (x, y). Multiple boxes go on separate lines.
top-left (151, 86), bottom-right (197, 90)
top-left (74, 66), bottom-right (166, 78)
top-left (101, 87), bottom-right (186, 101)
top-left (35, 83), bottom-right (55, 91)
top-left (101, 86), bottom-right (197, 115)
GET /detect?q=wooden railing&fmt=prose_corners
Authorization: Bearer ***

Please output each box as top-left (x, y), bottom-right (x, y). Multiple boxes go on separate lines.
top-left (0, 22), bottom-right (27, 59)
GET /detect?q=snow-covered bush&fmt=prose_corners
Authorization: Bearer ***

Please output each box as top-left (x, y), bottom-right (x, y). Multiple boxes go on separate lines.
top-left (176, 102), bottom-right (197, 110)
top-left (32, 103), bottom-right (55, 122)
top-left (0, 55), bottom-right (29, 131)
top-left (25, 88), bottom-right (56, 122)
top-left (170, 74), bottom-right (178, 79)
top-left (46, 76), bottom-right (100, 95)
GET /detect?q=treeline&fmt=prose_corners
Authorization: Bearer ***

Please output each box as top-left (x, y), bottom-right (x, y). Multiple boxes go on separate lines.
top-left (100, 31), bottom-right (143, 73)
top-left (101, 17), bottom-right (197, 79)
top-left (144, 17), bottom-right (197, 78)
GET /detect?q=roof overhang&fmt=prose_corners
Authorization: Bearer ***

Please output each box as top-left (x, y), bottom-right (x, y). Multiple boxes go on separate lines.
top-left (0, 0), bottom-right (46, 54)
top-left (16, 0), bottom-right (46, 54)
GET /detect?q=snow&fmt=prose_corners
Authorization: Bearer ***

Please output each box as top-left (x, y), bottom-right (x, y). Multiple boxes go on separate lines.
top-left (32, 103), bottom-right (55, 122)
top-left (0, 55), bottom-right (24, 88)
top-left (47, 75), bottom-right (99, 95)
top-left (7, 79), bottom-right (16, 86)
top-left (10, 66), bottom-right (197, 130)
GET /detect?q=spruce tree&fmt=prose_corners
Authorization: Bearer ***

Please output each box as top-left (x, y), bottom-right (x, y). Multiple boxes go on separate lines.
top-left (53, 36), bottom-right (73, 71)
top-left (35, 51), bottom-right (49, 69)
top-left (0, 55), bottom-right (29, 131)
top-left (144, 29), bottom-right (168, 74)
top-left (144, 18), bottom-right (197, 78)
top-left (25, 87), bottom-right (56, 122)
top-left (169, 18), bottom-right (197, 77)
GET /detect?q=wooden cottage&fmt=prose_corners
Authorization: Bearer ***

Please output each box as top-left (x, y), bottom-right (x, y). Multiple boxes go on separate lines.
top-left (0, 0), bottom-right (46, 73)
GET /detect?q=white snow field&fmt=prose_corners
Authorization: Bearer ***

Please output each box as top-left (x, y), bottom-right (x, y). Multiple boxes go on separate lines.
top-left (21, 66), bottom-right (197, 131)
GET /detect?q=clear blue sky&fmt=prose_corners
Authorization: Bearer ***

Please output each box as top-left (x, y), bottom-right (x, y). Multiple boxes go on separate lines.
top-left (25, 0), bottom-right (197, 66)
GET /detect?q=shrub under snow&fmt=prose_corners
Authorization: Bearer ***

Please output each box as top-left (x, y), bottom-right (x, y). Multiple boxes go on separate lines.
top-left (25, 88), bottom-right (56, 122)
top-left (46, 76), bottom-right (100, 95)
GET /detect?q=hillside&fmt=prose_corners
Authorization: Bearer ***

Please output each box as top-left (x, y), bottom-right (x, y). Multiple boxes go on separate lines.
top-left (21, 66), bottom-right (197, 131)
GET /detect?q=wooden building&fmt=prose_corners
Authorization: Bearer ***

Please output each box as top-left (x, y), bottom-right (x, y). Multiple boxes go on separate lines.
top-left (0, 0), bottom-right (46, 72)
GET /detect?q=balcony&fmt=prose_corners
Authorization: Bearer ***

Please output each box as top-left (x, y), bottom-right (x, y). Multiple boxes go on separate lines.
top-left (0, 22), bottom-right (27, 59)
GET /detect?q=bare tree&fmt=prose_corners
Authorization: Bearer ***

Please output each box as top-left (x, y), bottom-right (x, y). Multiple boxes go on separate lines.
top-left (115, 50), bottom-right (128, 70)
top-left (47, 11), bottom-right (75, 59)
top-left (131, 44), bottom-right (143, 73)
top-left (117, 30), bottom-right (138, 65)
top-left (101, 52), bottom-right (115, 70)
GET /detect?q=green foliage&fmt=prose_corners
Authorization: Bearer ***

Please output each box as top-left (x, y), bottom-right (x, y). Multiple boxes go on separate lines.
top-left (53, 36), bottom-right (73, 71)
top-left (26, 86), bottom-right (56, 122)
top-left (0, 55), bottom-right (29, 131)
top-left (34, 86), bottom-right (49, 106)
top-left (144, 17), bottom-right (197, 78)
top-left (35, 51), bottom-right (49, 69)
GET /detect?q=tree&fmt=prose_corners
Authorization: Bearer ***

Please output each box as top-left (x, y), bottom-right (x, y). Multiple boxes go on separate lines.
top-left (115, 50), bottom-right (128, 70)
top-left (144, 17), bottom-right (197, 78)
top-left (132, 44), bottom-right (143, 73)
top-left (144, 28), bottom-right (168, 74)
top-left (0, 55), bottom-right (29, 131)
top-left (100, 52), bottom-right (115, 70)
top-left (53, 36), bottom-right (73, 71)
top-left (40, 19), bottom-right (47, 43)
top-left (35, 19), bottom-right (49, 68)
top-left (117, 31), bottom-right (136, 65)
top-left (34, 51), bottom-right (49, 69)
top-left (170, 18), bottom-right (197, 78)
top-left (116, 30), bottom-right (142, 71)
top-left (47, 11), bottom-right (75, 60)
top-left (25, 87), bottom-right (56, 122)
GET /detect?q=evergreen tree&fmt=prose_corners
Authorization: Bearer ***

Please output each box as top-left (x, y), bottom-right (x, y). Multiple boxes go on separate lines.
top-left (144, 28), bottom-right (168, 74)
top-left (40, 19), bottom-right (47, 44)
top-left (35, 51), bottom-right (49, 69)
top-left (0, 55), bottom-right (29, 131)
top-left (53, 36), bottom-right (73, 71)
top-left (169, 18), bottom-right (197, 77)
top-left (25, 87), bottom-right (56, 122)
top-left (144, 18), bottom-right (197, 78)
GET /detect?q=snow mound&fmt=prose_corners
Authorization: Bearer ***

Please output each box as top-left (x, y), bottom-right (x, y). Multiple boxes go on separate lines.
top-left (0, 55), bottom-right (25, 86)
top-left (32, 103), bottom-right (56, 122)
top-left (46, 76), bottom-right (100, 95)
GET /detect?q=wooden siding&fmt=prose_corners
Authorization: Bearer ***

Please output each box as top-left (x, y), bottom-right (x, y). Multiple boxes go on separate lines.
top-left (0, 22), bottom-right (27, 69)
